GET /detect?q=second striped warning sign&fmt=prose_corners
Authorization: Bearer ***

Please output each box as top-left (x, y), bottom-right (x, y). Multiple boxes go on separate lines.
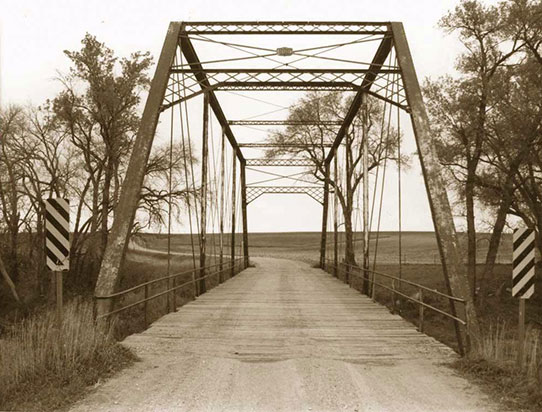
top-left (45, 198), bottom-right (70, 271)
top-left (513, 227), bottom-right (535, 299)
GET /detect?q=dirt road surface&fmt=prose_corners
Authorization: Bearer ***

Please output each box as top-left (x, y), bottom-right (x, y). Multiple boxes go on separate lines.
top-left (70, 257), bottom-right (501, 412)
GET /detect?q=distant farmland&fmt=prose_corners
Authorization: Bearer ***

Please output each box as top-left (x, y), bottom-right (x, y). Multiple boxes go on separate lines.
top-left (135, 231), bottom-right (513, 265)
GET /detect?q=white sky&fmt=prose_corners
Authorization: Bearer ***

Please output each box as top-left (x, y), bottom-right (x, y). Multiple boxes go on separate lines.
top-left (0, 0), bottom-right (496, 233)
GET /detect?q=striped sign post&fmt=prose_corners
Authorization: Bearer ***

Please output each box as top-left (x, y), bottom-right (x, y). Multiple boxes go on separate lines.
top-left (513, 227), bottom-right (536, 366)
top-left (45, 198), bottom-right (70, 327)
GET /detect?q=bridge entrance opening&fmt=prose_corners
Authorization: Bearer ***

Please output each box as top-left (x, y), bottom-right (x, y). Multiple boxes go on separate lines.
top-left (94, 21), bottom-right (478, 353)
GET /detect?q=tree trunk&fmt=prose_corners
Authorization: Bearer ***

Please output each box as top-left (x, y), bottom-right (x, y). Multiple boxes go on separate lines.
top-left (343, 131), bottom-right (356, 285)
top-left (343, 204), bottom-right (356, 284)
top-left (479, 179), bottom-right (514, 302)
top-left (35, 206), bottom-right (48, 297)
top-left (0, 252), bottom-right (20, 303)
top-left (465, 167), bottom-right (477, 298)
top-left (101, 159), bottom-right (114, 256)
top-left (90, 178), bottom-right (100, 233)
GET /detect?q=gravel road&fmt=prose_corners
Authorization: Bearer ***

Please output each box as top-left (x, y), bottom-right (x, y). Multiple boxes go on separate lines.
top-left (70, 257), bottom-right (502, 412)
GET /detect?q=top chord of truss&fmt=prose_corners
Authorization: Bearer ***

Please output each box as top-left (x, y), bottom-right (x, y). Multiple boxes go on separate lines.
top-left (229, 120), bottom-right (343, 126)
top-left (180, 21), bottom-right (391, 35)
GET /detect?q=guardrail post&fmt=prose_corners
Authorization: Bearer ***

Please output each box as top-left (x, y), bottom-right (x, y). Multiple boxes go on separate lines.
top-left (172, 276), bottom-right (177, 311)
top-left (418, 287), bottom-right (424, 333)
top-left (462, 307), bottom-right (469, 356)
top-left (165, 278), bottom-right (170, 314)
top-left (144, 284), bottom-right (149, 329)
top-left (240, 161), bottom-right (249, 268)
top-left (391, 279), bottom-right (396, 313)
top-left (192, 270), bottom-right (197, 298)
top-left (370, 271), bottom-right (376, 301)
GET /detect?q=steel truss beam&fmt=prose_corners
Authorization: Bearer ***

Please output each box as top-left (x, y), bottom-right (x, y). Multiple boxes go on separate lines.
top-left (326, 36), bottom-right (394, 163)
top-left (164, 75), bottom-right (407, 112)
top-left (246, 158), bottom-right (315, 166)
top-left (217, 83), bottom-right (356, 92)
top-left (95, 22), bottom-right (183, 318)
top-left (229, 120), bottom-right (343, 126)
top-left (246, 186), bottom-right (329, 205)
top-left (391, 21), bottom-right (478, 350)
top-left (180, 21), bottom-right (391, 35)
top-left (239, 143), bottom-right (333, 148)
top-left (167, 69), bottom-right (399, 99)
top-left (171, 68), bottom-right (399, 74)
top-left (178, 33), bottom-right (244, 162)
top-left (162, 83), bottom-right (358, 110)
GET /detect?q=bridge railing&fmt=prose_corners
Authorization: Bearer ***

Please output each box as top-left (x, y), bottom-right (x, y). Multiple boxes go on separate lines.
top-left (95, 258), bottom-right (246, 328)
top-left (323, 259), bottom-right (467, 352)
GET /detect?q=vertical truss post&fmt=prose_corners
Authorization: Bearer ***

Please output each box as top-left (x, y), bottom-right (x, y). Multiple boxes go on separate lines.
top-left (231, 152), bottom-right (237, 277)
top-left (240, 160), bottom-right (249, 268)
top-left (94, 22), bottom-right (181, 318)
top-left (320, 161), bottom-right (330, 268)
top-left (391, 22), bottom-right (478, 351)
top-left (362, 93), bottom-right (371, 296)
top-left (219, 127), bottom-right (225, 283)
top-left (344, 128), bottom-right (351, 286)
top-left (199, 92), bottom-right (209, 295)
top-left (333, 152), bottom-right (339, 278)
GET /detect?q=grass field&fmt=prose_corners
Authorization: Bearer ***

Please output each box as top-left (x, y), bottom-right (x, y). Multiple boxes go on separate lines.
top-left (137, 231), bottom-right (513, 265)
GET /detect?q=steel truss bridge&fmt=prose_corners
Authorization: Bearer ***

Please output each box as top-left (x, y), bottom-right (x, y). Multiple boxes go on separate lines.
top-left (94, 21), bottom-right (477, 355)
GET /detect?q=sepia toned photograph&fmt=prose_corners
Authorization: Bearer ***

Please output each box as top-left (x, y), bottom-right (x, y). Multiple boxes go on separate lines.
top-left (0, 0), bottom-right (541, 410)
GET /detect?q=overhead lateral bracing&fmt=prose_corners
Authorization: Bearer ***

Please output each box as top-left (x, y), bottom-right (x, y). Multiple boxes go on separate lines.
top-left (163, 69), bottom-right (407, 110)
top-left (229, 120), bottom-right (344, 126)
top-left (239, 143), bottom-right (334, 148)
top-left (246, 159), bottom-right (315, 167)
top-left (246, 186), bottom-right (330, 205)
top-left (180, 21), bottom-right (391, 35)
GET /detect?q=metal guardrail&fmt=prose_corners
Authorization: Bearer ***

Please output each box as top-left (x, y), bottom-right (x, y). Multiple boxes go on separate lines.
top-left (95, 258), bottom-right (246, 327)
top-left (323, 259), bottom-right (468, 339)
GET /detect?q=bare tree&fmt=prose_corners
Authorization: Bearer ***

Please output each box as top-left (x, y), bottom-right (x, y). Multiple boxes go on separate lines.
top-left (267, 91), bottom-right (402, 270)
top-left (425, 0), bottom-right (524, 294)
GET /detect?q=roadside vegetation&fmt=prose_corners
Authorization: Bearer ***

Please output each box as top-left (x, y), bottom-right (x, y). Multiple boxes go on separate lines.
top-left (0, 33), bottom-right (197, 410)
top-left (0, 300), bottom-right (136, 411)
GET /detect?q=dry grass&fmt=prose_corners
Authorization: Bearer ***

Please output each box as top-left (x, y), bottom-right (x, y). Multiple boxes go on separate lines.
top-left (455, 321), bottom-right (542, 410)
top-left (0, 299), bottom-right (136, 411)
top-left (472, 322), bottom-right (542, 378)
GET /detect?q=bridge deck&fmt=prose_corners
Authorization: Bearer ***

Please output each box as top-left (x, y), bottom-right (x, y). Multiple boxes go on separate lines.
top-left (72, 257), bottom-right (498, 412)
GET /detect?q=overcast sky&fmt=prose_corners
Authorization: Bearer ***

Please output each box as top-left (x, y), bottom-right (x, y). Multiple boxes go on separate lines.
top-left (0, 0), bottom-right (496, 233)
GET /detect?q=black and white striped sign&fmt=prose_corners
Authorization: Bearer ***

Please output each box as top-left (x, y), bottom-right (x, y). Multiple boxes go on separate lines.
top-left (45, 198), bottom-right (70, 271)
top-left (513, 227), bottom-right (535, 299)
